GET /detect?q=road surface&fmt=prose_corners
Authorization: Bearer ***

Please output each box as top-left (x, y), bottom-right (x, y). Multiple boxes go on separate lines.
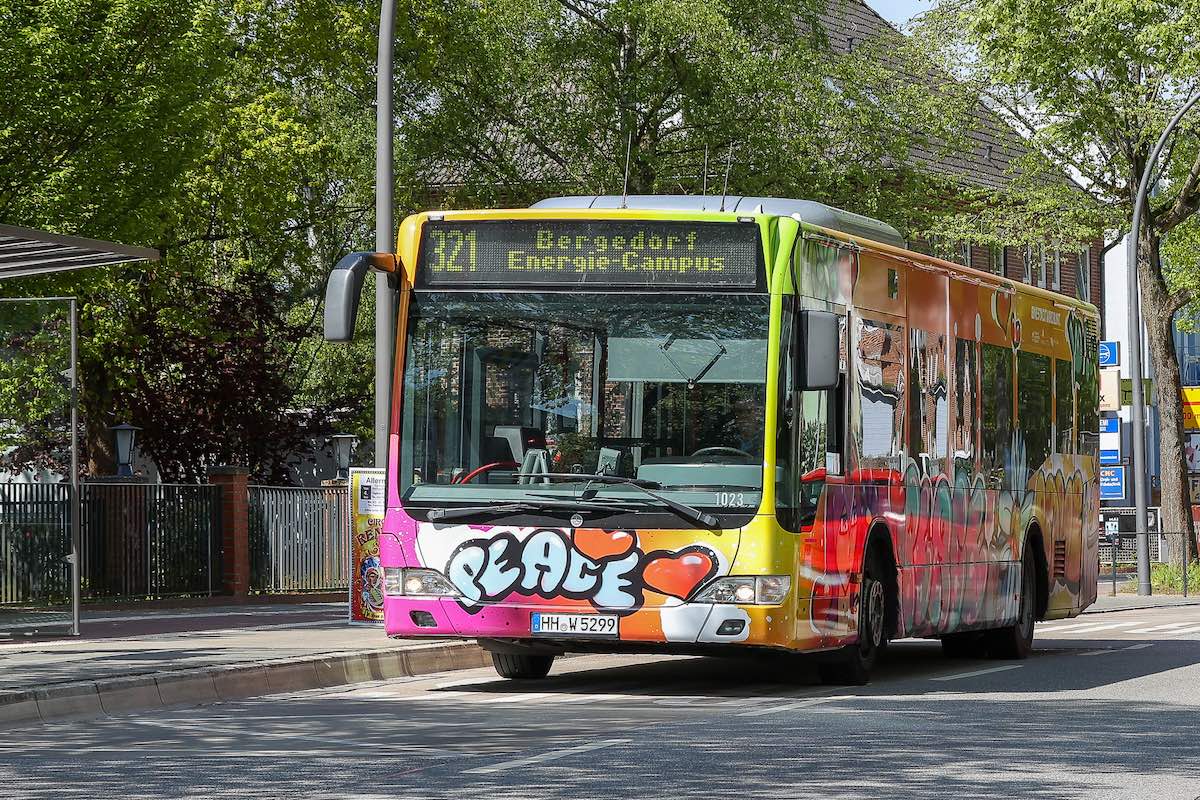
top-left (4, 605), bottom-right (1200, 800)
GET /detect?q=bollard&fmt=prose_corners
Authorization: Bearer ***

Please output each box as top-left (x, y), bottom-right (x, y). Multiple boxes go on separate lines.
top-left (1110, 531), bottom-right (1119, 597)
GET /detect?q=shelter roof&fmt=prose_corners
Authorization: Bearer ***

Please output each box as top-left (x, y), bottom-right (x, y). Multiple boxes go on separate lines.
top-left (0, 224), bottom-right (158, 280)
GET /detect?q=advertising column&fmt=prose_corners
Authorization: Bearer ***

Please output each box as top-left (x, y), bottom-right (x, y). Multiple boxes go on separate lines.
top-left (349, 467), bottom-right (386, 624)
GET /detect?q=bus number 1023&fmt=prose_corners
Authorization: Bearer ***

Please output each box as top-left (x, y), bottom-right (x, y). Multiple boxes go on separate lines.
top-left (426, 229), bottom-right (477, 273)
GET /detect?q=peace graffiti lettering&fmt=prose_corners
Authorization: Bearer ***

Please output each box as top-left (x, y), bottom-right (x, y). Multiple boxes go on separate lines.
top-left (445, 529), bottom-right (719, 611)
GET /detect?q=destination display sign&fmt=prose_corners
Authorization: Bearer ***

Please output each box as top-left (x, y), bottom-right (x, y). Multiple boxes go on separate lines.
top-left (417, 220), bottom-right (761, 288)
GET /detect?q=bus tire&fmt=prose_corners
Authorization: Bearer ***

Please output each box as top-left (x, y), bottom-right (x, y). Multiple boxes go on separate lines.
top-left (818, 549), bottom-right (889, 685)
top-left (984, 545), bottom-right (1037, 660)
top-left (491, 652), bottom-right (555, 680)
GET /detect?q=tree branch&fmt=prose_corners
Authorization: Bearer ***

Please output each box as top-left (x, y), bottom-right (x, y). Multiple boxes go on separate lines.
top-left (1156, 148), bottom-right (1200, 233)
top-left (1169, 288), bottom-right (1195, 315)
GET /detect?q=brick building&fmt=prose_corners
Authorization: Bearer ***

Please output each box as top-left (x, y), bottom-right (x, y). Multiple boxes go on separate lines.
top-left (819, 0), bottom-right (1105, 312)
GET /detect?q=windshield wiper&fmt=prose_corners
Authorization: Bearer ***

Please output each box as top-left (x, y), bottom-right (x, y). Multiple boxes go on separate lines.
top-left (426, 497), bottom-right (637, 522)
top-left (519, 473), bottom-right (720, 529)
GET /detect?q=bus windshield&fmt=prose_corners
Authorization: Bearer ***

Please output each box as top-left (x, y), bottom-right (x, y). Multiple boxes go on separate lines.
top-left (398, 291), bottom-right (770, 521)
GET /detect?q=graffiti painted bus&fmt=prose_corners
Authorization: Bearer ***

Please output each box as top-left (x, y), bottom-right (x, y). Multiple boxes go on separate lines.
top-left (323, 196), bottom-right (1100, 684)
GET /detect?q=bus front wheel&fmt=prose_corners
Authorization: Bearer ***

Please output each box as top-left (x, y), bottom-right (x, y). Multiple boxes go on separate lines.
top-left (818, 549), bottom-right (890, 686)
top-left (491, 652), bottom-right (555, 680)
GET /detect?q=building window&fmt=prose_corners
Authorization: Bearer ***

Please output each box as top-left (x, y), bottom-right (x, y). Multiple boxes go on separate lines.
top-left (1052, 248), bottom-right (1061, 291)
top-left (960, 241), bottom-right (972, 268)
top-left (989, 244), bottom-right (1005, 276)
top-left (1023, 245), bottom-right (1033, 284)
top-left (1077, 247), bottom-right (1092, 302)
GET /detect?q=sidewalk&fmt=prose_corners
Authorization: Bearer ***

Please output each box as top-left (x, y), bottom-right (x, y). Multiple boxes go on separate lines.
top-left (1086, 590), bottom-right (1200, 613)
top-left (0, 603), bottom-right (488, 727)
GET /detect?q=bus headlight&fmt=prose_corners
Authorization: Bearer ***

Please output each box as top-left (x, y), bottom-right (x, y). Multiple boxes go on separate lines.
top-left (385, 568), bottom-right (461, 598)
top-left (693, 576), bottom-right (791, 605)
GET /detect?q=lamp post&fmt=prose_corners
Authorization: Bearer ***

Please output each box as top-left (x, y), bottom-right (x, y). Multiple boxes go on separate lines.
top-left (1126, 89), bottom-right (1200, 596)
top-left (109, 422), bottom-right (141, 478)
top-left (374, 0), bottom-right (397, 469)
top-left (330, 434), bottom-right (357, 482)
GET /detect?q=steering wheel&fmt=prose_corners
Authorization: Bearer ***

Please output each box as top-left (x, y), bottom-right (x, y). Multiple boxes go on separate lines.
top-left (452, 461), bottom-right (520, 484)
top-left (690, 446), bottom-right (753, 458)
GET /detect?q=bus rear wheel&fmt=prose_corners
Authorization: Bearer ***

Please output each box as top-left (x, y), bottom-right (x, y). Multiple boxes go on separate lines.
top-left (818, 549), bottom-right (889, 686)
top-left (491, 652), bottom-right (555, 680)
top-left (984, 545), bottom-right (1037, 660)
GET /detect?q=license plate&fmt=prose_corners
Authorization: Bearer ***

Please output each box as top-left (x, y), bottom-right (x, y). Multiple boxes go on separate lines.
top-left (531, 612), bottom-right (618, 637)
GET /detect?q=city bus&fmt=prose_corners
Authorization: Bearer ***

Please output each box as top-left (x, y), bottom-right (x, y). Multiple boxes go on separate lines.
top-left (324, 195), bottom-right (1101, 684)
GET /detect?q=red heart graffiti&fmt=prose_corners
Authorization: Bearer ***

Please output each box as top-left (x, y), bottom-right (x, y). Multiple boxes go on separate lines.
top-left (641, 548), bottom-right (717, 600)
top-left (573, 528), bottom-right (635, 561)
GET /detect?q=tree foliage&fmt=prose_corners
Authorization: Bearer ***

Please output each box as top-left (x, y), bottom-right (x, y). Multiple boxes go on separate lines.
top-left (0, 0), bottom-right (379, 481)
top-left (396, 0), bottom-right (975, 229)
top-left (915, 0), bottom-right (1200, 560)
top-left (2, 0), bottom-right (991, 484)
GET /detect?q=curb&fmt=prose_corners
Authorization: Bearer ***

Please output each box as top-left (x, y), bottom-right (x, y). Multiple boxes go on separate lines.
top-left (1084, 597), bottom-right (1200, 614)
top-left (0, 641), bottom-right (490, 728)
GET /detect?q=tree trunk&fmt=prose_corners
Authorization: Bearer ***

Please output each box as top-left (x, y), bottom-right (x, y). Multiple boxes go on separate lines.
top-left (1137, 234), bottom-right (1199, 568)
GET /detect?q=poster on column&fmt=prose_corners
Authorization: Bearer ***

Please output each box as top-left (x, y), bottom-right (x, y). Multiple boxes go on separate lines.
top-left (348, 467), bottom-right (386, 624)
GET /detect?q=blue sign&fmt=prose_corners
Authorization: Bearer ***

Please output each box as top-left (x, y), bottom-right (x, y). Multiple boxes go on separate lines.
top-left (1098, 340), bottom-right (1120, 368)
top-left (1099, 466), bottom-right (1125, 501)
top-left (1099, 417), bottom-right (1119, 434)
top-left (1100, 449), bottom-right (1121, 465)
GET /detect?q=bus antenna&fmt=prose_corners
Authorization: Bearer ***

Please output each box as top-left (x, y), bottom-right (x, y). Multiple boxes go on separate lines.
top-left (620, 133), bottom-right (633, 209)
top-left (719, 144), bottom-right (734, 212)
top-left (701, 144), bottom-right (709, 197)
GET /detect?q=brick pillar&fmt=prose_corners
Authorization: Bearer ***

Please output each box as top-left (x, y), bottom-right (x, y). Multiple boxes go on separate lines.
top-left (209, 466), bottom-right (251, 600)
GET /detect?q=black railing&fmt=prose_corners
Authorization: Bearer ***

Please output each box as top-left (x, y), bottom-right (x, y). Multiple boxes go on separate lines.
top-left (0, 483), bottom-right (72, 605)
top-left (1103, 531), bottom-right (1196, 597)
top-left (78, 483), bottom-right (222, 599)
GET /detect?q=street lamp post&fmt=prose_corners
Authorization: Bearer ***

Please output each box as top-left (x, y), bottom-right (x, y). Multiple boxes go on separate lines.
top-left (374, 0), bottom-right (397, 470)
top-left (1127, 89), bottom-right (1200, 596)
top-left (109, 422), bottom-right (141, 478)
top-left (330, 434), bottom-right (357, 482)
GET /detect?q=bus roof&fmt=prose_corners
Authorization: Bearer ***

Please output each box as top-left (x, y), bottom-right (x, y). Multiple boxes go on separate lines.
top-left (533, 195), bottom-right (907, 249)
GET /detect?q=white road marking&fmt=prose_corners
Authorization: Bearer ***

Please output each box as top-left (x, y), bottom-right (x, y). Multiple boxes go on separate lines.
top-left (738, 697), bottom-right (839, 717)
top-left (1166, 625), bottom-right (1200, 638)
top-left (478, 691), bottom-right (551, 704)
top-left (1127, 622), bottom-right (1199, 634)
top-left (555, 693), bottom-right (640, 704)
top-left (930, 664), bottom-right (1022, 681)
top-left (1038, 622), bottom-right (1140, 635)
top-left (1078, 643), bottom-right (1154, 656)
top-left (463, 738), bottom-right (630, 774)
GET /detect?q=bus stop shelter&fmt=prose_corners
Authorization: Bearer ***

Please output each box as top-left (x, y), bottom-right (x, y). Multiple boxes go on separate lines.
top-left (0, 224), bottom-right (159, 635)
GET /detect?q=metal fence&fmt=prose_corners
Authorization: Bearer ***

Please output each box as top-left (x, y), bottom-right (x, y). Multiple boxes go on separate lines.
top-left (0, 483), bottom-right (72, 605)
top-left (1102, 531), bottom-right (1195, 597)
top-left (79, 483), bottom-right (222, 598)
top-left (248, 485), bottom-right (348, 593)
top-left (1098, 531), bottom-right (1168, 564)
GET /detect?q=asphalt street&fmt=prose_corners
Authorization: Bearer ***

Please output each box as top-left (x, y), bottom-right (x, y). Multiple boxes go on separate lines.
top-left (4, 605), bottom-right (1200, 800)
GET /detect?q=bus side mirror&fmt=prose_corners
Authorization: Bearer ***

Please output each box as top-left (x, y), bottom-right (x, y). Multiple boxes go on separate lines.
top-left (796, 310), bottom-right (839, 390)
top-left (324, 252), bottom-right (397, 342)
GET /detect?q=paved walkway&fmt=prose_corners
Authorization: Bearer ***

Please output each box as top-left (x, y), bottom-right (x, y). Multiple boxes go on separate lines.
top-left (1087, 591), bottom-right (1200, 613)
top-left (0, 602), bottom-right (490, 724)
top-left (0, 603), bottom-right (395, 691)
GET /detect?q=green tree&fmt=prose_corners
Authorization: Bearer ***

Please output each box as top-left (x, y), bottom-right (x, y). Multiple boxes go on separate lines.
top-left (0, 0), bottom-right (379, 480)
top-left (396, 0), bottom-right (974, 228)
top-left (916, 0), bottom-right (1200, 564)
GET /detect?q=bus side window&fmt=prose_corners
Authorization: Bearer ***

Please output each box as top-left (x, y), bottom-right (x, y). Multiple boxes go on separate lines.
top-left (981, 343), bottom-right (1013, 490)
top-left (953, 337), bottom-right (979, 481)
top-left (826, 373), bottom-right (846, 475)
top-left (1055, 357), bottom-right (1075, 454)
top-left (855, 316), bottom-right (905, 475)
